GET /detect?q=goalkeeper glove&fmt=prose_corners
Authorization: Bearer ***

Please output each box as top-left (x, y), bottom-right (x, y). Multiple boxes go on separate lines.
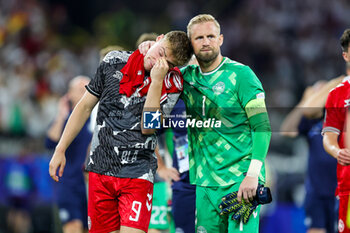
top-left (218, 185), bottom-right (272, 224)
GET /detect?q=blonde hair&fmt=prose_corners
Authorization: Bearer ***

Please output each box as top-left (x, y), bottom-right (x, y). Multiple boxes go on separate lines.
top-left (187, 14), bottom-right (220, 39)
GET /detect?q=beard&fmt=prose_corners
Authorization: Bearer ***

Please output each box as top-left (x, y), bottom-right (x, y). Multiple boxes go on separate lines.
top-left (195, 48), bottom-right (219, 63)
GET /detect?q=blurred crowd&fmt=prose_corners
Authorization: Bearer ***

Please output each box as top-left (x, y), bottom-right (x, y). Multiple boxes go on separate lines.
top-left (0, 0), bottom-right (349, 143)
top-left (0, 0), bottom-right (99, 143)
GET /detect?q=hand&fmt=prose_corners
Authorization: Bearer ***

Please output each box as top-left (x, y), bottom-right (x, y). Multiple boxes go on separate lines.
top-left (311, 80), bottom-right (327, 91)
top-left (337, 148), bottom-right (350, 166)
top-left (57, 95), bottom-right (70, 120)
top-left (237, 176), bottom-right (259, 203)
top-left (150, 58), bottom-right (169, 83)
top-left (300, 86), bottom-right (315, 103)
top-left (231, 201), bottom-right (257, 224)
top-left (219, 191), bottom-right (241, 215)
top-left (219, 185), bottom-right (272, 224)
top-left (49, 149), bottom-right (66, 182)
top-left (157, 166), bottom-right (180, 184)
top-left (138, 41), bottom-right (156, 55)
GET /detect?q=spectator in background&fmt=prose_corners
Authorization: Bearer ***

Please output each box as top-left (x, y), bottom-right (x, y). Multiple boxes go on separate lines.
top-left (167, 98), bottom-right (196, 233)
top-left (45, 76), bottom-right (92, 233)
top-left (280, 76), bottom-right (342, 233)
top-left (4, 158), bottom-right (33, 233)
top-left (323, 29), bottom-right (350, 233)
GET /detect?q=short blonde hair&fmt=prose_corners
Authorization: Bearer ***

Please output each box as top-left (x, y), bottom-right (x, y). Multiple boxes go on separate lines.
top-left (187, 14), bottom-right (220, 39)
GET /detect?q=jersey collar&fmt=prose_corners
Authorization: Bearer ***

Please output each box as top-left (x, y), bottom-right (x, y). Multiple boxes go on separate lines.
top-left (199, 57), bottom-right (227, 76)
top-left (343, 75), bottom-right (350, 83)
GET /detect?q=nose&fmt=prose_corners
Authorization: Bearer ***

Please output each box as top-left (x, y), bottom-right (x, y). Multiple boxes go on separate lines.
top-left (202, 37), bottom-right (210, 45)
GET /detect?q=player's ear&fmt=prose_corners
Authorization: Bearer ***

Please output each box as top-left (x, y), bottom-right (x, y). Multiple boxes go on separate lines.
top-left (156, 34), bottom-right (164, 42)
top-left (219, 34), bottom-right (224, 46)
top-left (343, 51), bottom-right (350, 62)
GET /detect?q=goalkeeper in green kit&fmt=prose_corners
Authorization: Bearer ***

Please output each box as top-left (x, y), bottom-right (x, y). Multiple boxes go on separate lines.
top-left (181, 14), bottom-right (272, 233)
top-left (141, 14), bottom-right (272, 233)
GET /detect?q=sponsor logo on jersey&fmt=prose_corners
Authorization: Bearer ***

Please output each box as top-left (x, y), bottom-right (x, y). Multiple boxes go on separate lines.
top-left (113, 71), bottom-right (123, 81)
top-left (146, 193), bottom-right (152, 211)
top-left (143, 110), bottom-right (161, 129)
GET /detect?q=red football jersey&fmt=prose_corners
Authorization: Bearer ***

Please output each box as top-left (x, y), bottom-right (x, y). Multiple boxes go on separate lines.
top-left (323, 76), bottom-right (350, 195)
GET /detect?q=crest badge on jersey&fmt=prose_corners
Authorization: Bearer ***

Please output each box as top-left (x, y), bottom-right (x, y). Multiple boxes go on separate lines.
top-left (197, 226), bottom-right (207, 233)
top-left (212, 81), bottom-right (225, 95)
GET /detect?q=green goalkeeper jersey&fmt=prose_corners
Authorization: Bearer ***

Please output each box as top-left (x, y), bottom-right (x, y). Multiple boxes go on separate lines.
top-left (180, 57), bottom-right (267, 187)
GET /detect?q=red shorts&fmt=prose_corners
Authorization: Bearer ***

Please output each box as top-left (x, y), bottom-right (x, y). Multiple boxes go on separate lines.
top-left (88, 172), bottom-right (154, 233)
top-left (338, 194), bottom-right (350, 233)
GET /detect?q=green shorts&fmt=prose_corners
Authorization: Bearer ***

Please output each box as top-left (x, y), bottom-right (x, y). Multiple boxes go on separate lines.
top-left (149, 182), bottom-right (169, 230)
top-left (196, 184), bottom-right (260, 233)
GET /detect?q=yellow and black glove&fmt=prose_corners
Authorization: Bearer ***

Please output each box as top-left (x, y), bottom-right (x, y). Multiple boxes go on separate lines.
top-left (219, 185), bottom-right (272, 224)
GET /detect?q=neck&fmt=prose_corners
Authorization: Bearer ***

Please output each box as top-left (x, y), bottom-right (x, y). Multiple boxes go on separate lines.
top-left (198, 54), bottom-right (223, 73)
